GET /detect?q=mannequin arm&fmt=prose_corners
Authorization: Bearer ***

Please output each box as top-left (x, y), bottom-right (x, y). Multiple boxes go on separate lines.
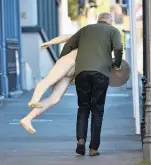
top-left (47, 34), bottom-right (73, 45)
top-left (40, 34), bottom-right (73, 49)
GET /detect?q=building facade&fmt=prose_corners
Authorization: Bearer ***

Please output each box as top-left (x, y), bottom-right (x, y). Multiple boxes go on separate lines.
top-left (20, 0), bottom-right (59, 90)
top-left (0, 0), bottom-right (22, 99)
top-left (0, 0), bottom-right (60, 98)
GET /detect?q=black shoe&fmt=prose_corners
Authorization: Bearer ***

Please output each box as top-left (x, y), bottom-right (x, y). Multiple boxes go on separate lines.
top-left (89, 149), bottom-right (100, 156)
top-left (76, 139), bottom-right (85, 155)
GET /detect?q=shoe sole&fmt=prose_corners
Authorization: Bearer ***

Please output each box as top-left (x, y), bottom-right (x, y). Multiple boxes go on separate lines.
top-left (89, 152), bottom-right (100, 156)
top-left (76, 144), bottom-right (85, 155)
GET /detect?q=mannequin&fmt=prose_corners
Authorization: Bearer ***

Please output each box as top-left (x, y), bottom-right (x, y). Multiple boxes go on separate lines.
top-left (20, 34), bottom-right (77, 134)
top-left (28, 34), bottom-right (76, 108)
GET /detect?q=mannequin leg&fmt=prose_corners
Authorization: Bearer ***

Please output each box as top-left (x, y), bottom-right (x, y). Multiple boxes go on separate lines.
top-left (20, 77), bottom-right (72, 134)
top-left (28, 49), bottom-right (77, 108)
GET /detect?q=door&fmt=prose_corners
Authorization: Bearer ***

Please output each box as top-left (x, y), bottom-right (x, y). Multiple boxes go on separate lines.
top-left (6, 39), bottom-right (18, 92)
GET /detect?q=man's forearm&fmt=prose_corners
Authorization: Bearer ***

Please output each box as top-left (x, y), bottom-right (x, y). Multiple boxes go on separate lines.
top-left (114, 49), bottom-right (123, 68)
top-left (60, 42), bottom-right (72, 58)
top-left (112, 29), bottom-right (123, 69)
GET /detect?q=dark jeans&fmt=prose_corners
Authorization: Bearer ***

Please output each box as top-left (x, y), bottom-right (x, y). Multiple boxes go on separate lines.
top-left (75, 71), bottom-right (109, 150)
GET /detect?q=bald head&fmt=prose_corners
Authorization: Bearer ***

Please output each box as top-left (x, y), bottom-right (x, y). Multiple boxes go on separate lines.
top-left (97, 12), bottom-right (113, 25)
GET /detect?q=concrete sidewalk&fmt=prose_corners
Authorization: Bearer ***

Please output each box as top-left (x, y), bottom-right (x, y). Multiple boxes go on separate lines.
top-left (0, 86), bottom-right (144, 165)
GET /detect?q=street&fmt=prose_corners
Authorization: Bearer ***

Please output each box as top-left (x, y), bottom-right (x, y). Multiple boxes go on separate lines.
top-left (0, 85), bottom-right (142, 165)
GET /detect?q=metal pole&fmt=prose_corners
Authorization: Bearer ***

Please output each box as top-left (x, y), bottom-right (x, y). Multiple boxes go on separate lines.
top-left (142, 0), bottom-right (151, 162)
top-left (0, 0), bottom-right (9, 98)
top-left (129, 0), bottom-right (140, 134)
top-left (141, 0), bottom-right (147, 146)
top-left (16, 0), bottom-right (22, 91)
top-left (141, 76), bottom-right (147, 145)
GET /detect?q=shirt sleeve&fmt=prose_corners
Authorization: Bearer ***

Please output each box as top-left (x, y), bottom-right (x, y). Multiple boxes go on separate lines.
top-left (111, 29), bottom-right (123, 68)
top-left (59, 29), bottom-right (82, 58)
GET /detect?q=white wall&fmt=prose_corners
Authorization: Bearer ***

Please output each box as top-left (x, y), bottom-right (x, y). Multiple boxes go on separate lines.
top-left (21, 33), bottom-right (55, 90)
top-left (20, 0), bottom-right (38, 26)
top-left (58, 0), bottom-right (77, 35)
top-left (20, 0), bottom-right (55, 90)
top-left (38, 37), bottom-right (54, 79)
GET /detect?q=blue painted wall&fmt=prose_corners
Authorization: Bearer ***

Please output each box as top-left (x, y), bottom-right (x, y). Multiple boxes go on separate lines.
top-left (4, 0), bottom-right (18, 38)
top-left (37, 0), bottom-right (59, 56)
top-left (0, 0), bottom-right (22, 98)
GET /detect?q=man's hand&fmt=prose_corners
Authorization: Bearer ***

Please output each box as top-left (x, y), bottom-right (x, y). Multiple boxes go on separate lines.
top-left (112, 66), bottom-right (122, 79)
top-left (114, 66), bottom-right (121, 71)
top-left (40, 42), bottom-right (49, 50)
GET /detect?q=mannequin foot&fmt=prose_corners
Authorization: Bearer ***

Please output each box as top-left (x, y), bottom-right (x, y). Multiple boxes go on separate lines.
top-left (20, 117), bottom-right (36, 134)
top-left (28, 101), bottom-right (44, 108)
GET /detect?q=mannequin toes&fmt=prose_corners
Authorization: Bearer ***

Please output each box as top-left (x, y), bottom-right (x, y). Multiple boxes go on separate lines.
top-left (28, 102), bottom-right (44, 108)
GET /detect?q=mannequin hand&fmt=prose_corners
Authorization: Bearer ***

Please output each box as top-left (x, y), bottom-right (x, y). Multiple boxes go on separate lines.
top-left (40, 42), bottom-right (49, 50)
top-left (71, 78), bottom-right (75, 85)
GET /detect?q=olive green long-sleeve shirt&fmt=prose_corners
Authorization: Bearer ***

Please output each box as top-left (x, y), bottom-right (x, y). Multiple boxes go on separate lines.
top-left (60, 21), bottom-right (123, 77)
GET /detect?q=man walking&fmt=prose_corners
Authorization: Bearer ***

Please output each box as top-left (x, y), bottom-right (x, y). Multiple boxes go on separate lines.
top-left (60, 12), bottom-right (123, 156)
